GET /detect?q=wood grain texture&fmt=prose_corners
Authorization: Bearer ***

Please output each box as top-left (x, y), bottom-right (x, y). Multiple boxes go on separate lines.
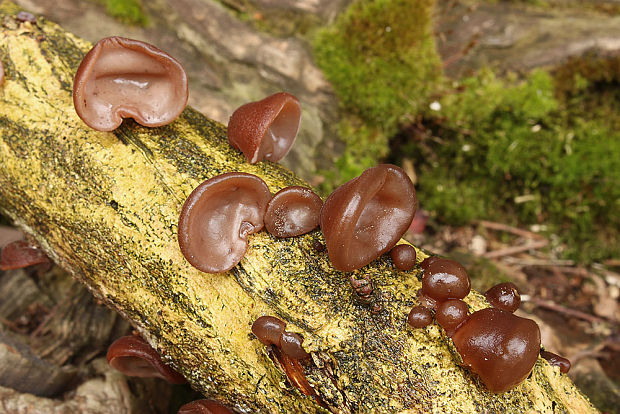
top-left (0, 2), bottom-right (597, 412)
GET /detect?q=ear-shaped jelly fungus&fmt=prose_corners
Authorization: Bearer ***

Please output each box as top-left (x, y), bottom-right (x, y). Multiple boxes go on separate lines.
top-left (484, 282), bottom-right (521, 313)
top-left (435, 299), bottom-right (468, 336)
top-left (178, 172), bottom-right (271, 273)
top-left (264, 186), bottom-right (322, 237)
top-left (540, 350), bottom-right (571, 374)
top-left (251, 315), bottom-right (286, 346)
top-left (227, 92), bottom-right (301, 164)
top-left (422, 258), bottom-right (470, 301)
top-left (73, 36), bottom-right (188, 131)
top-left (280, 331), bottom-right (310, 360)
top-left (0, 240), bottom-right (51, 271)
top-left (320, 164), bottom-right (417, 272)
top-left (390, 244), bottom-right (417, 271)
top-left (407, 306), bottom-right (433, 328)
top-left (106, 335), bottom-right (186, 384)
top-left (451, 308), bottom-right (541, 393)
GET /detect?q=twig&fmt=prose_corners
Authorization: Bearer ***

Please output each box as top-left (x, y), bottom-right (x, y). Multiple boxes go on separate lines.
top-left (477, 220), bottom-right (546, 240)
top-left (501, 257), bottom-right (575, 267)
top-left (483, 239), bottom-right (549, 259)
top-left (524, 297), bottom-right (614, 325)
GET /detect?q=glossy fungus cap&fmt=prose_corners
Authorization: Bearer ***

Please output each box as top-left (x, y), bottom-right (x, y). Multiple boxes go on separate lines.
top-left (390, 244), bottom-right (417, 271)
top-left (407, 306), bottom-right (433, 328)
top-left (251, 315), bottom-right (287, 346)
top-left (106, 335), bottom-right (186, 383)
top-left (422, 258), bottom-right (470, 301)
top-left (320, 164), bottom-right (417, 272)
top-left (264, 186), bottom-right (322, 238)
top-left (0, 240), bottom-right (50, 271)
top-left (435, 299), bottom-right (469, 336)
top-left (177, 399), bottom-right (234, 414)
top-left (540, 350), bottom-right (571, 374)
top-left (484, 282), bottom-right (521, 313)
top-left (452, 308), bottom-right (541, 393)
top-left (0, 60), bottom-right (4, 85)
top-left (280, 332), bottom-right (310, 360)
top-left (227, 92), bottom-right (301, 164)
top-left (178, 172), bottom-right (271, 273)
top-left (73, 36), bottom-right (188, 131)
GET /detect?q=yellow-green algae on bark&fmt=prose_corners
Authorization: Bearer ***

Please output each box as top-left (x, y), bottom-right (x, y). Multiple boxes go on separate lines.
top-left (0, 2), bottom-right (597, 413)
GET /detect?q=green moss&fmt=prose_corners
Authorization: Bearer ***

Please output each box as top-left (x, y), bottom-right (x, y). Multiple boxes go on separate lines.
top-left (399, 67), bottom-right (620, 263)
top-left (313, 0), bottom-right (441, 130)
top-left (95, 0), bottom-right (148, 26)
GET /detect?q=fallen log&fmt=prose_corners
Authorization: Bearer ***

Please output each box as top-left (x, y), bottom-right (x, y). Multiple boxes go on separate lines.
top-left (0, 2), bottom-right (597, 412)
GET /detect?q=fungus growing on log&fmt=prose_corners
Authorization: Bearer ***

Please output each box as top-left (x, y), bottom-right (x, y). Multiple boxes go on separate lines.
top-left (420, 255), bottom-right (440, 271)
top-left (264, 186), bottom-right (322, 237)
top-left (280, 331), bottom-right (310, 360)
top-left (106, 335), bottom-right (186, 384)
top-left (435, 299), bottom-right (469, 336)
top-left (407, 306), bottom-right (433, 328)
top-left (390, 244), bottom-right (417, 271)
top-left (251, 315), bottom-right (287, 346)
top-left (73, 36), bottom-right (188, 131)
top-left (0, 240), bottom-right (51, 270)
top-left (177, 399), bottom-right (234, 414)
top-left (0, 60), bottom-right (4, 85)
top-left (227, 92), bottom-right (301, 164)
top-left (451, 308), bottom-right (541, 393)
top-left (421, 258), bottom-right (471, 301)
top-left (541, 350), bottom-right (571, 374)
top-left (178, 172), bottom-right (271, 273)
top-left (320, 164), bottom-right (417, 272)
top-left (484, 282), bottom-right (521, 313)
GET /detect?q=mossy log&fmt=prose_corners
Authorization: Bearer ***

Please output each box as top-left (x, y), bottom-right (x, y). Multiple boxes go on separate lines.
top-left (0, 2), bottom-right (598, 413)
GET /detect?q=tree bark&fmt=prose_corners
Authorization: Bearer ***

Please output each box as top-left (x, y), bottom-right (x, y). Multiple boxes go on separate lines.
top-left (0, 2), bottom-right (598, 412)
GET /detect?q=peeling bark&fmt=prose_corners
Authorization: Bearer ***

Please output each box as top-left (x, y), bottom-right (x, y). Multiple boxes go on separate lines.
top-left (0, 2), bottom-right (598, 412)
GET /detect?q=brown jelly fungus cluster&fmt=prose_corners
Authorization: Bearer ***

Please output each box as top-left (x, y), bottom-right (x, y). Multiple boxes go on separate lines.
top-left (228, 92), bottom-right (301, 164)
top-left (390, 244), bottom-right (417, 271)
top-left (252, 315), bottom-right (310, 360)
top-left (106, 335), bottom-right (186, 384)
top-left (540, 350), bottom-right (571, 374)
top-left (177, 399), bottom-right (234, 414)
top-left (452, 308), bottom-right (541, 393)
top-left (73, 36), bottom-right (188, 131)
top-left (0, 240), bottom-right (51, 271)
top-left (320, 164), bottom-right (417, 272)
top-left (178, 172), bottom-right (271, 273)
top-left (484, 282), bottom-right (521, 313)
top-left (264, 186), bottom-right (322, 238)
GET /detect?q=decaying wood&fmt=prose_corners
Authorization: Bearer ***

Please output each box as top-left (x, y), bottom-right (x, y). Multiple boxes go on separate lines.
top-left (0, 2), bottom-right (598, 412)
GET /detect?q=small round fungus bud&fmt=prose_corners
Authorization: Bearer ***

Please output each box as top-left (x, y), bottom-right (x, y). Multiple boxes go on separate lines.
top-left (251, 315), bottom-right (286, 346)
top-left (422, 258), bottom-right (470, 301)
top-left (280, 332), bottom-right (310, 360)
top-left (320, 164), bottom-right (417, 272)
top-left (452, 308), bottom-right (541, 393)
top-left (0, 60), bottom-right (4, 85)
top-left (106, 335), bottom-right (186, 384)
top-left (420, 255), bottom-right (440, 271)
top-left (0, 240), bottom-right (51, 271)
top-left (540, 350), bottom-right (571, 374)
top-left (178, 400), bottom-right (234, 414)
top-left (227, 92), bottom-right (301, 164)
top-left (73, 36), bottom-right (188, 131)
top-left (390, 244), bottom-right (417, 271)
top-left (407, 306), bottom-right (433, 328)
top-left (264, 186), bottom-right (322, 237)
top-left (178, 172), bottom-right (271, 273)
top-left (435, 299), bottom-right (468, 336)
top-left (484, 282), bottom-right (521, 313)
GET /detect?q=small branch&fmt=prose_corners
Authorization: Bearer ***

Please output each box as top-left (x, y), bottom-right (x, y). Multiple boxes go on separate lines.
top-left (524, 297), bottom-right (613, 325)
top-left (483, 239), bottom-right (549, 259)
top-left (477, 220), bottom-right (546, 240)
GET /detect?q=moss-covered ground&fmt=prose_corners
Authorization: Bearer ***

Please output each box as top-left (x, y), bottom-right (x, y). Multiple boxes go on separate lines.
top-left (93, 0), bottom-right (148, 26)
top-left (312, 0), bottom-right (619, 264)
